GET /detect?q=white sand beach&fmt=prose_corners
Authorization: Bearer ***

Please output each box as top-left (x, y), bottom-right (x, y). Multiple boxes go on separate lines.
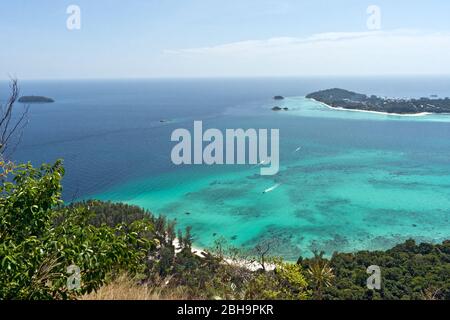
top-left (173, 239), bottom-right (275, 271)
top-left (309, 98), bottom-right (433, 117)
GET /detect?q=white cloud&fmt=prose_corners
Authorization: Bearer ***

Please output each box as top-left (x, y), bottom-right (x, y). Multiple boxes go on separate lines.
top-left (160, 30), bottom-right (450, 76)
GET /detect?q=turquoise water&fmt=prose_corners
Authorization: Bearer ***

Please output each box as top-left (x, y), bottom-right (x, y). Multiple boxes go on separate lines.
top-left (283, 97), bottom-right (450, 122)
top-left (94, 97), bottom-right (450, 260)
top-left (9, 78), bottom-right (450, 260)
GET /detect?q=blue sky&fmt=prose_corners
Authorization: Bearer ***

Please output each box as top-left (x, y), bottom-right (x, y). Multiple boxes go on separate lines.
top-left (1, 0), bottom-right (450, 79)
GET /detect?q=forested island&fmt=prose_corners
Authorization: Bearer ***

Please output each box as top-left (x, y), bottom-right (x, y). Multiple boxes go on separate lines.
top-left (18, 95), bottom-right (54, 103)
top-left (306, 88), bottom-right (450, 114)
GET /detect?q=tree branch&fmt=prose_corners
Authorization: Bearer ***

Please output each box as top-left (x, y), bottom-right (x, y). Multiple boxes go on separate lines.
top-left (0, 78), bottom-right (29, 158)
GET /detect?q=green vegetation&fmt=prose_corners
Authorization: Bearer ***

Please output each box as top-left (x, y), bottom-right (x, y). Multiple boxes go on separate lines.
top-left (306, 88), bottom-right (450, 114)
top-left (1, 159), bottom-right (449, 300)
top-left (73, 200), bottom-right (310, 300)
top-left (300, 240), bottom-right (450, 300)
top-left (0, 160), bottom-right (154, 299)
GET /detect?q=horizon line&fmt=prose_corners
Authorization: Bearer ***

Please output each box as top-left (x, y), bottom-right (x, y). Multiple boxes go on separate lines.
top-left (3, 73), bottom-right (450, 82)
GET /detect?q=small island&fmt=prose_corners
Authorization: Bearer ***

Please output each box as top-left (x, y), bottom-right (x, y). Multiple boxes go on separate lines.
top-left (306, 88), bottom-right (450, 114)
top-left (273, 95), bottom-right (284, 100)
top-left (272, 106), bottom-right (289, 111)
top-left (18, 96), bottom-right (54, 103)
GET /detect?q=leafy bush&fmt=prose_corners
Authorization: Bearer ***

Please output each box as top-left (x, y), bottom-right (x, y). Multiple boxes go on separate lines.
top-left (0, 161), bottom-right (155, 299)
top-left (245, 259), bottom-right (310, 300)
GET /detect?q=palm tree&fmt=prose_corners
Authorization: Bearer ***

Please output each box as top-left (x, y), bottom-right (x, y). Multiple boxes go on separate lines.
top-left (421, 287), bottom-right (441, 300)
top-left (306, 251), bottom-right (334, 300)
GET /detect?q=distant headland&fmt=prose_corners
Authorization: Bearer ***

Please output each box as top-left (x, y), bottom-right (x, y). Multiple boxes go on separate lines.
top-left (306, 88), bottom-right (450, 115)
top-left (18, 96), bottom-right (54, 103)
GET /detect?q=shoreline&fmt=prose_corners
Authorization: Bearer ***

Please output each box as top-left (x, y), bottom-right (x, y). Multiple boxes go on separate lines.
top-left (174, 239), bottom-right (276, 271)
top-left (308, 98), bottom-right (434, 117)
